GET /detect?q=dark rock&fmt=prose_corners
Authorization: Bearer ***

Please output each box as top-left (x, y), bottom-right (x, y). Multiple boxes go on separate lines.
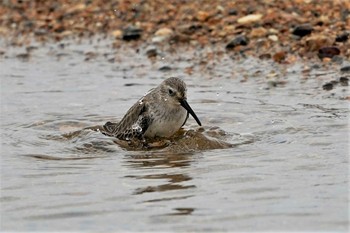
top-left (122, 26), bottom-right (142, 41)
top-left (340, 66), bottom-right (350, 73)
top-left (228, 9), bottom-right (238, 15)
top-left (159, 66), bottom-right (172, 72)
top-left (292, 24), bottom-right (313, 37)
top-left (226, 35), bottom-right (249, 49)
top-left (335, 32), bottom-right (349, 42)
top-left (318, 46), bottom-right (340, 59)
top-left (339, 77), bottom-right (349, 86)
top-left (322, 82), bottom-right (334, 91)
top-left (146, 47), bottom-right (158, 58)
top-left (124, 83), bottom-right (142, 87)
top-left (259, 53), bottom-right (271, 60)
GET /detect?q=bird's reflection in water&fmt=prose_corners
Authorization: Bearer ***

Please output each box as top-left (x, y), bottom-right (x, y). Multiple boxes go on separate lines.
top-left (125, 152), bottom-right (198, 216)
top-left (124, 152), bottom-right (196, 215)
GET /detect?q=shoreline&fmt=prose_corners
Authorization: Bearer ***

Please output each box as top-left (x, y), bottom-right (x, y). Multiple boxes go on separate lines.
top-left (0, 0), bottom-right (349, 62)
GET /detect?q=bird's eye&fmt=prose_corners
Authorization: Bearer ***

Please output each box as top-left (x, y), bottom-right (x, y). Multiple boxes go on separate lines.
top-left (168, 89), bottom-right (175, 96)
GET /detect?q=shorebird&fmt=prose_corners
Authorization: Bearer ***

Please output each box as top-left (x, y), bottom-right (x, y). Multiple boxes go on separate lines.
top-left (101, 77), bottom-right (201, 141)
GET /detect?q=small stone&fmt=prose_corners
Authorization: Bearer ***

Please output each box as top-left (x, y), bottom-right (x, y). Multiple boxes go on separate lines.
top-left (269, 35), bottom-right (279, 42)
top-left (259, 53), bottom-right (271, 60)
top-left (340, 66), bottom-right (350, 72)
top-left (226, 35), bottom-right (249, 49)
top-left (196, 11), bottom-right (210, 22)
top-left (228, 9), bottom-right (238, 15)
top-left (305, 35), bottom-right (333, 51)
top-left (335, 32), bottom-right (349, 42)
top-left (159, 66), bottom-right (172, 72)
top-left (292, 24), bottom-right (313, 37)
top-left (155, 27), bottom-right (173, 37)
top-left (111, 29), bottom-right (123, 39)
top-left (339, 77), bottom-right (349, 86)
top-left (178, 24), bottom-right (202, 35)
top-left (122, 26), bottom-right (142, 41)
top-left (249, 27), bottom-right (267, 38)
top-left (152, 27), bottom-right (173, 43)
top-left (237, 14), bottom-right (263, 25)
top-left (322, 57), bottom-right (332, 63)
top-left (318, 46), bottom-right (340, 59)
top-left (145, 47), bottom-right (158, 58)
top-left (322, 82), bottom-right (334, 91)
top-left (273, 51), bottom-right (286, 63)
top-left (34, 28), bottom-right (48, 36)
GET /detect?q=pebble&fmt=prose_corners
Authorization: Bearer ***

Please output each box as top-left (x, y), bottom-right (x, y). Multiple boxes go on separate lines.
top-left (268, 35), bottom-right (278, 42)
top-left (34, 28), bottom-right (48, 36)
top-left (228, 9), bottom-right (238, 15)
top-left (305, 35), bottom-right (332, 51)
top-left (249, 27), bottom-right (267, 38)
top-left (273, 51), bottom-right (286, 63)
top-left (226, 35), bottom-right (249, 49)
top-left (237, 14), bottom-right (263, 25)
top-left (145, 47), bottom-right (158, 58)
top-left (259, 53), bottom-right (271, 60)
top-left (339, 77), bottom-right (349, 86)
top-left (196, 11), bottom-right (210, 22)
top-left (159, 66), bottom-right (172, 72)
top-left (122, 26), bottom-right (142, 41)
top-left (152, 27), bottom-right (174, 43)
top-left (292, 24), bottom-right (313, 37)
top-left (322, 82), bottom-right (334, 91)
top-left (111, 29), bottom-right (123, 39)
top-left (335, 32), bottom-right (349, 42)
top-left (340, 66), bottom-right (350, 73)
top-left (318, 46), bottom-right (340, 59)
top-left (155, 27), bottom-right (173, 37)
top-left (178, 24), bottom-right (202, 35)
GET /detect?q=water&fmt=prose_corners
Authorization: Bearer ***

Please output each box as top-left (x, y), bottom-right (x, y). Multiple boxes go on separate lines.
top-left (1, 38), bottom-right (349, 231)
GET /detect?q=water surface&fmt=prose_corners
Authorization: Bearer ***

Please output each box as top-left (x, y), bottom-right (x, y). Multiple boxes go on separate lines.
top-left (1, 38), bottom-right (349, 231)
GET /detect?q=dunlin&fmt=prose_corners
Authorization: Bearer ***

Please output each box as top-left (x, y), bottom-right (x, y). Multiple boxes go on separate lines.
top-left (101, 77), bottom-right (201, 141)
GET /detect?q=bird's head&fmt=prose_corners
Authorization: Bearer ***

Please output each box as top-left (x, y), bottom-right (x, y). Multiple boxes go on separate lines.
top-left (160, 77), bottom-right (202, 126)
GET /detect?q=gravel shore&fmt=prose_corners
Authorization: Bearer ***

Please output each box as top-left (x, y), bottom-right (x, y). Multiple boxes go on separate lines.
top-left (0, 0), bottom-right (349, 62)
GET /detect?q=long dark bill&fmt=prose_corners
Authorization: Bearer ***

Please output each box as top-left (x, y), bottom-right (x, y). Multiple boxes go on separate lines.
top-left (180, 99), bottom-right (202, 126)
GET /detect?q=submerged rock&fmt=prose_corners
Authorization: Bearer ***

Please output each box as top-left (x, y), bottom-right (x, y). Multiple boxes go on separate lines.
top-left (322, 82), bottom-right (334, 91)
top-left (83, 125), bottom-right (235, 152)
top-left (339, 77), bottom-right (349, 86)
top-left (340, 66), bottom-right (350, 73)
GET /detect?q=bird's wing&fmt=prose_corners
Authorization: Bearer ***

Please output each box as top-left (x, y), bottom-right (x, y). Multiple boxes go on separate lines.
top-left (101, 98), bottom-right (152, 140)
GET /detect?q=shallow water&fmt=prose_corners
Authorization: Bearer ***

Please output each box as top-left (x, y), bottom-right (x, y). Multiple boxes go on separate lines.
top-left (1, 38), bottom-right (349, 231)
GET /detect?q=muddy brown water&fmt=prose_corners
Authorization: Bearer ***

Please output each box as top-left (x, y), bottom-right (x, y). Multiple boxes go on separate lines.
top-left (1, 38), bottom-right (349, 231)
